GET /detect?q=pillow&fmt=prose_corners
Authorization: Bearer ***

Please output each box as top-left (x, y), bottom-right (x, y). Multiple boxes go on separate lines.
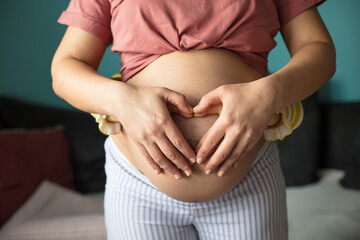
top-left (0, 96), bottom-right (107, 193)
top-left (0, 126), bottom-right (74, 227)
top-left (321, 102), bottom-right (360, 189)
top-left (0, 116), bottom-right (5, 129)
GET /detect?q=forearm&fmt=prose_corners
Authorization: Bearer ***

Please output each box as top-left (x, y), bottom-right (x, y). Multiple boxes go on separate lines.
top-left (267, 40), bottom-right (336, 111)
top-left (51, 57), bottom-right (127, 116)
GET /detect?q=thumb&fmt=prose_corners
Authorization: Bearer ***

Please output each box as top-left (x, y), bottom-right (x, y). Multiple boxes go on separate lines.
top-left (193, 88), bottom-right (223, 115)
top-left (162, 88), bottom-right (193, 117)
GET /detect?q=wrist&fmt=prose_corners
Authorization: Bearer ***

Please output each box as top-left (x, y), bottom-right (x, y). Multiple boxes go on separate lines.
top-left (91, 74), bottom-right (131, 135)
top-left (255, 76), bottom-right (281, 112)
top-left (105, 79), bottom-right (132, 121)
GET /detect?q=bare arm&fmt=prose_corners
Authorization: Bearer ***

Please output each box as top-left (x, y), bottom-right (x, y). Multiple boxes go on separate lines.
top-left (266, 7), bottom-right (336, 110)
top-left (193, 7), bottom-right (336, 176)
top-left (51, 26), bottom-right (125, 115)
top-left (51, 26), bottom-right (196, 179)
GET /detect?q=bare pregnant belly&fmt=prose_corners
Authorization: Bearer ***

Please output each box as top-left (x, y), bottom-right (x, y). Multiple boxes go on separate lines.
top-left (112, 48), bottom-right (266, 202)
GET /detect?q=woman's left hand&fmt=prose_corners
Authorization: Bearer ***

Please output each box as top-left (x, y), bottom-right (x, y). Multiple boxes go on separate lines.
top-left (193, 79), bottom-right (277, 177)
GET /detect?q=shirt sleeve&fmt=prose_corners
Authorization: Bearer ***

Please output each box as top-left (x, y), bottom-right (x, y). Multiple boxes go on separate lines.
top-left (57, 0), bottom-right (112, 45)
top-left (273, 0), bottom-right (326, 26)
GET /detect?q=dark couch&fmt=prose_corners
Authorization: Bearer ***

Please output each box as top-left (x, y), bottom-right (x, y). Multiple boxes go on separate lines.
top-left (0, 96), bottom-right (107, 193)
top-left (0, 95), bottom-right (359, 193)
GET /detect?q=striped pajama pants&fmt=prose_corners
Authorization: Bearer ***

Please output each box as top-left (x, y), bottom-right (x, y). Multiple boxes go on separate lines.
top-left (104, 137), bottom-right (288, 240)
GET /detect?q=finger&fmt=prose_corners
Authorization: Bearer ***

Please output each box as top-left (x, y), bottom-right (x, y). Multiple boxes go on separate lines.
top-left (193, 104), bottom-right (223, 118)
top-left (164, 120), bottom-right (196, 164)
top-left (197, 137), bottom-right (220, 165)
top-left (204, 133), bottom-right (238, 175)
top-left (167, 103), bottom-right (193, 118)
top-left (195, 113), bottom-right (233, 153)
top-left (145, 142), bottom-right (183, 180)
top-left (196, 119), bottom-right (225, 165)
top-left (219, 130), bottom-right (255, 173)
top-left (156, 134), bottom-right (193, 176)
top-left (134, 142), bottom-right (162, 175)
top-left (193, 87), bottom-right (223, 114)
top-left (161, 88), bottom-right (193, 117)
top-left (216, 140), bottom-right (243, 176)
top-left (194, 126), bottom-right (211, 153)
top-left (239, 135), bottom-right (259, 159)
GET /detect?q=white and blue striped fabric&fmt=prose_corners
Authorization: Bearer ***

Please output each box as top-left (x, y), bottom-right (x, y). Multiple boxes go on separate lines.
top-left (104, 137), bottom-right (288, 240)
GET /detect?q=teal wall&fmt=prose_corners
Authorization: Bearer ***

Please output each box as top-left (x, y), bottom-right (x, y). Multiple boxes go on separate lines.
top-left (268, 1), bottom-right (360, 103)
top-left (0, 0), bottom-right (119, 109)
top-left (0, 0), bottom-right (359, 109)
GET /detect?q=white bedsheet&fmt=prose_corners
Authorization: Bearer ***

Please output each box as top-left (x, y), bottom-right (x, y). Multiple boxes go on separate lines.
top-left (287, 169), bottom-right (360, 240)
top-left (0, 181), bottom-right (106, 240)
top-left (1, 169), bottom-right (359, 240)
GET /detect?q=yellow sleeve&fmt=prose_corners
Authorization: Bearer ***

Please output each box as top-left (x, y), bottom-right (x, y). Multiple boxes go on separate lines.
top-left (90, 74), bottom-right (123, 135)
top-left (264, 101), bottom-right (304, 141)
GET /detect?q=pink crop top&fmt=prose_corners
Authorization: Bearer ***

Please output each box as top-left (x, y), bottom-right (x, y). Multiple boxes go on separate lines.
top-left (58, 0), bottom-right (324, 81)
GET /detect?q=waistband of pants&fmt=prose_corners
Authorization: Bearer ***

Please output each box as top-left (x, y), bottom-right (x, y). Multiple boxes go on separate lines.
top-left (105, 136), bottom-right (157, 188)
top-left (105, 136), bottom-right (273, 185)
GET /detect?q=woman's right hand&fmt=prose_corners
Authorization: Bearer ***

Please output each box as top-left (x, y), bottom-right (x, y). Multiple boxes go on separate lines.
top-left (51, 26), bottom-right (194, 179)
top-left (113, 84), bottom-right (196, 180)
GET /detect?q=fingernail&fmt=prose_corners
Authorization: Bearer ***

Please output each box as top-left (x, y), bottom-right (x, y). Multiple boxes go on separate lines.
top-left (234, 162), bottom-right (239, 168)
top-left (197, 158), bottom-right (204, 164)
top-left (205, 169), bottom-right (211, 175)
top-left (184, 170), bottom-right (191, 176)
top-left (174, 174), bottom-right (181, 180)
top-left (218, 171), bottom-right (225, 177)
top-left (190, 158), bottom-right (196, 164)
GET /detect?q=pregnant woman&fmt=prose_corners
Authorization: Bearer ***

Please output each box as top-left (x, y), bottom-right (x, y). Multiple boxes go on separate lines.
top-left (51, 0), bottom-right (335, 239)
